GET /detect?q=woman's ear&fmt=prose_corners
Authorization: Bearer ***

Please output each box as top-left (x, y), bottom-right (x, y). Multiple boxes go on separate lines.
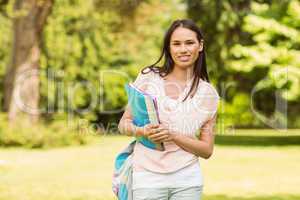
top-left (199, 41), bottom-right (204, 52)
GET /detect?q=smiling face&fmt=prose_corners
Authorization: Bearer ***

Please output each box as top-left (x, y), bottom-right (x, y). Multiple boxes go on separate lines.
top-left (169, 27), bottom-right (203, 70)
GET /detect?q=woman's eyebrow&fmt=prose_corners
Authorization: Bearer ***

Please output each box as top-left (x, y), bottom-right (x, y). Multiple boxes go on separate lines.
top-left (171, 39), bottom-right (196, 43)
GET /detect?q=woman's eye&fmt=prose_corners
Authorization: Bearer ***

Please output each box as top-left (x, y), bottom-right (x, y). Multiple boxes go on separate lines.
top-left (173, 43), bottom-right (180, 46)
top-left (186, 42), bottom-right (195, 45)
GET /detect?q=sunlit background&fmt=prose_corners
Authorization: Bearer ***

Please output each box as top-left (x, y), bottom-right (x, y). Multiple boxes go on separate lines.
top-left (0, 0), bottom-right (299, 200)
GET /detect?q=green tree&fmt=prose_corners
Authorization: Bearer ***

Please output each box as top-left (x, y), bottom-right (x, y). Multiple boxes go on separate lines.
top-left (3, 0), bottom-right (53, 123)
top-left (228, 0), bottom-right (300, 127)
top-left (40, 0), bottom-right (185, 123)
top-left (188, 0), bottom-right (300, 128)
top-left (187, 0), bottom-right (251, 84)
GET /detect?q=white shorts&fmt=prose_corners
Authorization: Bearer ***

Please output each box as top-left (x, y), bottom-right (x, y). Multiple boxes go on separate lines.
top-left (132, 161), bottom-right (203, 189)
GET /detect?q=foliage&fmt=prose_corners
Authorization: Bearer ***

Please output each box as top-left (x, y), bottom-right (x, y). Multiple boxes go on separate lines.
top-left (0, 113), bottom-right (93, 148)
top-left (187, 0), bottom-right (251, 81)
top-left (188, 0), bottom-right (300, 128)
top-left (39, 0), bottom-right (186, 122)
top-left (0, 6), bottom-right (11, 105)
top-left (0, 0), bottom-right (299, 141)
top-left (218, 93), bottom-right (258, 128)
top-left (228, 0), bottom-right (300, 127)
top-left (0, 0), bottom-right (186, 148)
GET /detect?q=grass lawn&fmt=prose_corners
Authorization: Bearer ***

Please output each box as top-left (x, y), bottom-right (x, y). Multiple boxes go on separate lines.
top-left (0, 129), bottom-right (300, 200)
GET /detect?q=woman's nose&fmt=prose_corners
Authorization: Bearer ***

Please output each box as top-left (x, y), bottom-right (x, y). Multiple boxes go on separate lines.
top-left (179, 44), bottom-right (188, 52)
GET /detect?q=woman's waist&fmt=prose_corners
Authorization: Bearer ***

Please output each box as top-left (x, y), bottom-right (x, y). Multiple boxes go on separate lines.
top-left (133, 142), bottom-right (198, 173)
top-left (132, 160), bottom-right (203, 189)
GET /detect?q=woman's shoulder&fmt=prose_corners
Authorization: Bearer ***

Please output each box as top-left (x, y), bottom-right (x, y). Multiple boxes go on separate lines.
top-left (197, 80), bottom-right (220, 100)
top-left (132, 67), bottom-right (160, 89)
top-left (140, 67), bottom-right (157, 77)
top-left (192, 80), bottom-right (220, 120)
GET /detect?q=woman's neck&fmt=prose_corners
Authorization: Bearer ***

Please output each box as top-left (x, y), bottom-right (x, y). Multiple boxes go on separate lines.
top-left (168, 67), bottom-right (193, 83)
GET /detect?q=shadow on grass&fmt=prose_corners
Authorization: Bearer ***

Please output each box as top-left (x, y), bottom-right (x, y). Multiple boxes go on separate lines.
top-left (215, 135), bottom-right (300, 146)
top-left (203, 194), bottom-right (300, 200)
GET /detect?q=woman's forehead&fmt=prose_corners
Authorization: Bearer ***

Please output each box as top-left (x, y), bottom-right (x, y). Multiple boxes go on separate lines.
top-left (170, 27), bottom-right (197, 42)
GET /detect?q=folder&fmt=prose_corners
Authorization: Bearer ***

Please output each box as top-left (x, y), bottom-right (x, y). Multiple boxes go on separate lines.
top-left (125, 83), bottom-right (165, 151)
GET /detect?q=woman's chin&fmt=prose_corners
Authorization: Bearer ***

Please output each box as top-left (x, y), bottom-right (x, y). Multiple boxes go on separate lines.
top-left (175, 61), bottom-right (193, 69)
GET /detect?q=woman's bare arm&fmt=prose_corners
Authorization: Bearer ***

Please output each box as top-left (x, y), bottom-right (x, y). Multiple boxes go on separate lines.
top-left (118, 106), bottom-right (141, 137)
top-left (118, 106), bottom-right (158, 137)
top-left (169, 115), bottom-right (216, 159)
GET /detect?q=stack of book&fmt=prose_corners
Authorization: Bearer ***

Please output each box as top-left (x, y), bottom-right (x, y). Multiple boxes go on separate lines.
top-left (125, 83), bottom-right (164, 151)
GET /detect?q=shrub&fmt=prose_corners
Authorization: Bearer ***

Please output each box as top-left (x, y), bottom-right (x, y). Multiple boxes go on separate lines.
top-left (0, 113), bottom-right (95, 148)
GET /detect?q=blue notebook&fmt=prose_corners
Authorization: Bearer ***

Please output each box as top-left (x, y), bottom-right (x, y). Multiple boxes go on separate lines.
top-left (125, 83), bottom-right (165, 151)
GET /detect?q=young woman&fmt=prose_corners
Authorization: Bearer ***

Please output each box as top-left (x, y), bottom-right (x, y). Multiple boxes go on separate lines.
top-left (118, 19), bottom-right (219, 200)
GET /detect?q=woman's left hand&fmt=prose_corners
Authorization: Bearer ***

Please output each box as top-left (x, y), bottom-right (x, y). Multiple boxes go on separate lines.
top-left (147, 123), bottom-right (176, 143)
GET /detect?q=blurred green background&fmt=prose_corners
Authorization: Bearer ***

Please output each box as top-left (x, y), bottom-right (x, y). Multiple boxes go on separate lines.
top-left (0, 0), bottom-right (299, 200)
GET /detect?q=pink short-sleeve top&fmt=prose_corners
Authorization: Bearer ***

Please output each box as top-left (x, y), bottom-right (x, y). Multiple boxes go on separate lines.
top-left (131, 69), bottom-right (219, 173)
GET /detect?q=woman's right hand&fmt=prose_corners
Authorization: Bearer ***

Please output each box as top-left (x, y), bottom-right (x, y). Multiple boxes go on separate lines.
top-left (135, 124), bottom-right (159, 138)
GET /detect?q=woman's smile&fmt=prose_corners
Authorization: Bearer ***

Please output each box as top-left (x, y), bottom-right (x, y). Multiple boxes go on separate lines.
top-left (178, 55), bottom-right (191, 62)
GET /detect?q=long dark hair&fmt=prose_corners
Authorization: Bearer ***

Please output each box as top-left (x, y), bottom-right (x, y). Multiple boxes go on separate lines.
top-left (141, 19), bottom-right (209, 101)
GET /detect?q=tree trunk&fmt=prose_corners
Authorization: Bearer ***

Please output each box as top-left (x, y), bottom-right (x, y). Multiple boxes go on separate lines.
top-left (3, 0), bottom-right (53, 123)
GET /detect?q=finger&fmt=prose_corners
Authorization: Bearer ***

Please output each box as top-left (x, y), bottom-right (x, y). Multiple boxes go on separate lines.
top-left (151, 135), bottom-right (169, 142)
top-left (157, 126), bottom-right (168, 131)
top-left (148, 130), bottom-right (168, 140)
top-left (147, 128), bottom-right (158, 136)
top-left (153, 127), bottom-right (167, 133)
top-left (158, 125), bottom-right (170, 131)
top-left (149, 127), bottom-right (165, 136)
top-left (148, 132), bottom-right (160, 140)
top-left (148, 132), bottom-right (162, 140)
top-left (149, 124), bottom-right (159, 129)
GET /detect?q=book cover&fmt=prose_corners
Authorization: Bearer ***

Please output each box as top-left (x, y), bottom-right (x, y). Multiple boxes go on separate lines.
top-left (125, 83), bottom-right (164, 151)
